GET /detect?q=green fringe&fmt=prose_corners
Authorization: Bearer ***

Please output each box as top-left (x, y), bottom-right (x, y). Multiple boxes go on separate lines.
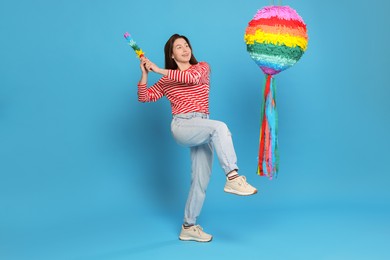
top-left (247, 43), bottom-right (304, 61)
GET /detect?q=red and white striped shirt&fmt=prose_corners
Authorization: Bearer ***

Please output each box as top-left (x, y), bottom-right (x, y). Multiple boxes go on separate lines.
top-left (137, 62), bottom-right (210, 115)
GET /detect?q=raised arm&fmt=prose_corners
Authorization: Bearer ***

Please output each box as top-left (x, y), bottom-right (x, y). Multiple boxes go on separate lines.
top-left (145, 58), bottom-right (209, 86)
top-left (137, 57), bottom-right (164, 102)
top-left (166, 62), bottom-right (209, 85)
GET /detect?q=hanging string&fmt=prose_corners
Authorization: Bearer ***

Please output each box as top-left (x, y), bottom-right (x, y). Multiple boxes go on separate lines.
top-left (271, 0), bottom-right (283, 6)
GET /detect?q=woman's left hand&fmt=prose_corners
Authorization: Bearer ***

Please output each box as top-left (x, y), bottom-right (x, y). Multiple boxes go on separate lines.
top-left (143, 58), bottom-right (167, 76)
top-left (144, 59), bottom-right (159, 73)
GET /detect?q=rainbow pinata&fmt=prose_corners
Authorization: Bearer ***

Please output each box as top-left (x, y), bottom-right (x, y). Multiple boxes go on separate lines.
top-left (244, 6), bottom-right (308, 75)
top-left (244, 5), bottom-right (308, 179)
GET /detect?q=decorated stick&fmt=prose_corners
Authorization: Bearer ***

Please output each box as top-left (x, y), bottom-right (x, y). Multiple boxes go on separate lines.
top-left (124, 32), bottom-right (145, 59)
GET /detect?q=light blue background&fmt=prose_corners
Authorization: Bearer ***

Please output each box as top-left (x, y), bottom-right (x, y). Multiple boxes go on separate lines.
top-left (1, 0), bottom-right (389, 259)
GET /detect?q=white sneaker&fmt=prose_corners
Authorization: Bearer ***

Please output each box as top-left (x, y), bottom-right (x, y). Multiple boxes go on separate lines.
top-left (224, 175), bottom-right (257, 196)
top-left (179, 225), bottom-right (213, 242)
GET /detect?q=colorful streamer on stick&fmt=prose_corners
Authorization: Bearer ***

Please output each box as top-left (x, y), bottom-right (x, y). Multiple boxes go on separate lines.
top-left (244, 5), bottom-right (308, 179)
top-left (124, 32), bottom-right (145, 59)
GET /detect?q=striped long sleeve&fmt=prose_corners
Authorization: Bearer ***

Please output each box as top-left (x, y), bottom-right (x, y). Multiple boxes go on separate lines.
top-left (137, 82), bottom-right (164, 102)
top-left (137, 62), bottom-right (210, 115)
top-left (167, 62), bottom-right (209, 85)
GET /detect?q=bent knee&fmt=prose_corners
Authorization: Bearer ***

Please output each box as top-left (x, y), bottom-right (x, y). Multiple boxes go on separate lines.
top-left (214, 121), bottom-right (231, 136)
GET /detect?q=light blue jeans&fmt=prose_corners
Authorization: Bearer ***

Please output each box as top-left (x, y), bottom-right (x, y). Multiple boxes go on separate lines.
top-left (171, 112), bottom-right (239, 225)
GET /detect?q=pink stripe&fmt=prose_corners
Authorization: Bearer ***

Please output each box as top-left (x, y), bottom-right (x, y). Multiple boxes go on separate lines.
top-left (253, 6), bottom-right (304, 22)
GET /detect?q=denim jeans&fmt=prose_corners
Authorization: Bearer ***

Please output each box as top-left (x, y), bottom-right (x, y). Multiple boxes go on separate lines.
top-left (171, 112), bottom-right (238, 225)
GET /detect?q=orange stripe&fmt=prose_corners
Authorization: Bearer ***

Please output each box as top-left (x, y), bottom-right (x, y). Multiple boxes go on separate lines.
top-left (246, 24), bottom-right (308, 39)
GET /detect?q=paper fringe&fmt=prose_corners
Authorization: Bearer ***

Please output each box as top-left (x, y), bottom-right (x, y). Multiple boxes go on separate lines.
top-left (124, 32), bottom-right (144, 59)
top-left (257, 75), bottom-right (279, 179)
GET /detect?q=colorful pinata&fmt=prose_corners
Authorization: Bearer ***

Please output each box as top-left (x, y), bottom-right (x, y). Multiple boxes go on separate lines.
top-left (244, 5), bottom-right (308, 179)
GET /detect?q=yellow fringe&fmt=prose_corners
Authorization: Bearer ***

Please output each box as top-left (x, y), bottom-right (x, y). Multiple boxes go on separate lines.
top-left (244, 30), bottom-right (308, 51)
top-left (135, 49), bottom-right (144, 58)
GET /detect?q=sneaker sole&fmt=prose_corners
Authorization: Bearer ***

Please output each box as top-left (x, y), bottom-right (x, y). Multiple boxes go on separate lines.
top-left (224, 187), bottom-right (258, 196)
top-left (179, 236), bottom-right (213, 242)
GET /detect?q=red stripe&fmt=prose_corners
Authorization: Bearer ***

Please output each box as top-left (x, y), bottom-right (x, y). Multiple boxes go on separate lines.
top-left (248, 17), bottom-right (306, 32)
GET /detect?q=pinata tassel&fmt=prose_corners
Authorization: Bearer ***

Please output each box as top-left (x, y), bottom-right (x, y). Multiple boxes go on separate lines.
top-left (257, 75), bottom-right (279, 179)
top-left (272, 77), bottom-right (280, 174)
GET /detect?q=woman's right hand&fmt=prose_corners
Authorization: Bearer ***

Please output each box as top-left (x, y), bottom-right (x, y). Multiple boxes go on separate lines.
top-left (140, 56), bottom-right (148, 74)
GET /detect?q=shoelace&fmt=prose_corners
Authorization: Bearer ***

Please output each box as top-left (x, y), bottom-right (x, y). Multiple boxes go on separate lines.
top-left (236, 176), bottom-right (248, 186)
top-left (194, 225), bottom-right (203, 231)
top-left (191, 225), bottom-right (203, 235)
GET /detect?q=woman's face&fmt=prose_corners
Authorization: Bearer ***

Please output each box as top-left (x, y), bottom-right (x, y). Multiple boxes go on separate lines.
top-left (172, 38), bottom-right (192, 64)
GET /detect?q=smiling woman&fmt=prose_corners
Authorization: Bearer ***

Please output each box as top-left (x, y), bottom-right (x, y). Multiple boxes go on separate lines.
top-left (1, 0), bottom-right (390, 258)
top-left (134, 33), bottom-right (258, 242)
top-left (164, 34), bottom-right (198, 70)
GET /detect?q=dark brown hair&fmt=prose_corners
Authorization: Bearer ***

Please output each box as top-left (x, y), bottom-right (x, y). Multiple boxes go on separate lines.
top-left (164, 34), bottom-right (198, 70)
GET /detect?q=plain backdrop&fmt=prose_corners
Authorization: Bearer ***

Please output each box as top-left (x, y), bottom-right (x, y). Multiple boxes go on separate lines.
top-left (1, 0), bottom-right (389, 259)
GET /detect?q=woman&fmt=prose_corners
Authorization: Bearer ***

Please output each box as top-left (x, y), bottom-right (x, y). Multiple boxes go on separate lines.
top-left (137, 34), bottom-right (257, 242)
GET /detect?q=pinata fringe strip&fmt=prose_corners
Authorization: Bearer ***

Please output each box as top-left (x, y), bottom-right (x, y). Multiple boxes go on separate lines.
top-left (244, 30), bottom-right (308, 51)
top-left (253, 6), bottom-right (304, 21)
top-left (246, 24), bottom-right (307, 39)
top-left (257, 75), bottom-right (279, 179)
top-left (247, 43), bottom-right (304, 61)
